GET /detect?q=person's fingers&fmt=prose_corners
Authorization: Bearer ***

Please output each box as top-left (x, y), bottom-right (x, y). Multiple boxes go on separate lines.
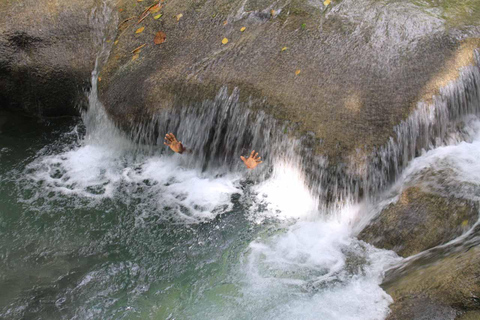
top-left (254, 152), bottom-right (259, 158)
top-left (240, 156), bottom-right (246, 162)
top-left (165, 134), bottom-right (172, 142)
top-left (250, 150), bottom-right (255, 158)
top-left (255, 156), bottom-right (261, 161)
top-left (170, 133), bottom-right (177, 141)
top-left (258, 161), bottom-right (263, 164)
top-left (164, 141), bottom-right (169, 146)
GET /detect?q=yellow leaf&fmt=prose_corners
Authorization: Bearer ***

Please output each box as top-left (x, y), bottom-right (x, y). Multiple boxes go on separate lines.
top-left (270, 9), bottom-right (276, 16)
top-left (281, 46), bottom-right (288, 51)
top-left (176, 13), bottom-right (183, 21)
top-left (154, 14), bottom-right (162, 19)
top-left (324, 0), bottom-right (331, 6)
top-left (223, 20), bottom-right (228, 26)
top-left (132, 54), bottom-right (139, 61)
top-left (114, 40), bottom-right (119, 45)
top-left (240, 27), bottom-right (246, 32)
top-left (106, 39), bottom-right (111, 43)
top-left (135, 27), bottom-right (145, 34)
top-left (98, 77), bottom-right (102, 82)
top-left (222, 37), bottom-right (229, 44)
top-left (462, 220), bottom-right (469, 227)
top-left (137, 0), bottom-right (143, 2)
top-left (295, 69), bottom-right (301, 75)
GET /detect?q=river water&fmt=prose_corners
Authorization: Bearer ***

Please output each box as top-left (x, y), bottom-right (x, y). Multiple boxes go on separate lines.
top-left (1, 2), bottom-right (480, 320)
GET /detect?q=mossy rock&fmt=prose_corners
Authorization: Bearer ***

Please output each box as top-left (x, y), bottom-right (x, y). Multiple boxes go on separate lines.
top-left (384, 246), bottom-right (480, 319)
top-left (359, 187), bottom-right (478, 257)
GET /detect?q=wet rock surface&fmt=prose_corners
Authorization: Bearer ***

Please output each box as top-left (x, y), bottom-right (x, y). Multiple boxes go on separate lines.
top-left (359, 186), bottom-right (479, 257)
top-left (98, 0), bottom-right (480, 164)
top-left (384, 246), bottom-right (480, 320)
top-left (0, 0), bottom-right (98, 117)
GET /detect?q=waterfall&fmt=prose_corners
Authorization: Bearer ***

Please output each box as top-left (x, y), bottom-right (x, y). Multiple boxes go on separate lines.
top-left (111, 50), bottom-right (480, 215)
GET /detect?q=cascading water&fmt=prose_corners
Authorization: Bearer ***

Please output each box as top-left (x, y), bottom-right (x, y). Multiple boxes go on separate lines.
top-left (1, 1), bottom-right (480, 319)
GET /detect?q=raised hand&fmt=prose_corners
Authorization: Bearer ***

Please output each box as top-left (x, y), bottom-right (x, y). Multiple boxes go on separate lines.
top-left (241, 150), bottom-right (263, 169)
top-left (164, 133), bottom-right (186, 154)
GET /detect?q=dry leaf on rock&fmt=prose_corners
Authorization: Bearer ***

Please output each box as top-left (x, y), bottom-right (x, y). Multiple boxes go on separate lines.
top-left (240, 27), bottom-right (246, 32)
top-left (176, 13), bottom-right (183, 21)
top-left (324, 0), bottom-right (331, 6)
top-left (149, 4), bottom-right (162, 13)
top-left (295, 69), bottom-right (301, 75)
top-left (222, 38), bottom-right (228, 44)
top-left (154, 14), bottom-right (162, 19)
top-left (154, 31), bottom-right (166, 44)
top-left (281, 46), bottom-right (288, 51)
top-left (132, 54), bottom-right (140, 61)
top-left (135, 27), bottom-right (145, 34)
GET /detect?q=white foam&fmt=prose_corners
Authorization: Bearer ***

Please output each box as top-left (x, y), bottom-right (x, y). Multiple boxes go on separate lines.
top-left (249, 159), bottom-right (319, 222)
top-left (23, 138), bottom-right (241, 222)
top-left (241, 219), bottom-right (400, 320)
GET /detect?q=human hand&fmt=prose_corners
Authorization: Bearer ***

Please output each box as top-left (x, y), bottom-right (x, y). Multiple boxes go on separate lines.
top-left (241, 150), bottom-right (262, 169)
top-left (164, 133), bottom-right (185, 154)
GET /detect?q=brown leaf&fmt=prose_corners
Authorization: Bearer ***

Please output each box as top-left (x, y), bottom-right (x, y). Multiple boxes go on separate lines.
top-left (149, 4), bottom-right (162, 13)
top-left (176, 13), bottom-right (183, 21)
top-left (132, 54), bottom-right (139, 61)
top-left (131, 43), bottom-right (146, 54)
top-left (135, 26), bottom-right (145, 34)
top-left (154, 31), bottom-right (167, 45)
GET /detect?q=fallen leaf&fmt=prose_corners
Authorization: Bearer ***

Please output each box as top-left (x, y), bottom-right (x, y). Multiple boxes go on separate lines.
top-left (119, 8), bottom-right (124, 12)
top-left (176, 13), bottom-right (183, 21)
top-left (149, 4), bottom-right (162, 13)
top-left (301, 23), bottom-right (306, 30)
top-left (240, 27), bottom-right (246, 32)
top-left (295, 69), bottom-right (301, 75)
top-left (132, 54), bottom-right (140, 61)
top-left (154, 31), bottom-right (166, 44)
top-left (98, 77), bottom-right (102, 82)
top-left (135, 27), bottom-right (145, 34)
top-left (222, 37), bottom-right (229, 44)
top-left (131, 43), bottom-right (146, 54)
top-left (270, 9), bottom-right (276, 16)
top-left (137, 0), bottom-right (143, 2)
top-left (281, 46), bottom-right (288, 51)
top-left (114, 40), bottom-right (119, 45)
top-left (324, 0), bottom-right (331, 6)
top-left (106, 39), bottom-right (111, 43)
top-left (154, 14), bottom-right (162, 19)
top-left (223, 20), bottom-right (228, 26)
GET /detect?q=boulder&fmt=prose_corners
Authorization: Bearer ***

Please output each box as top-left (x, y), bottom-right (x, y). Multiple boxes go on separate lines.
top-left (98, 0), bottom-right (480, 163)
top-left (358, 186), bottom-right (478, 257)
top-left (384, 246), bottom-right (480, 319)
top-left (0, 0), bottom-right (99, 117)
